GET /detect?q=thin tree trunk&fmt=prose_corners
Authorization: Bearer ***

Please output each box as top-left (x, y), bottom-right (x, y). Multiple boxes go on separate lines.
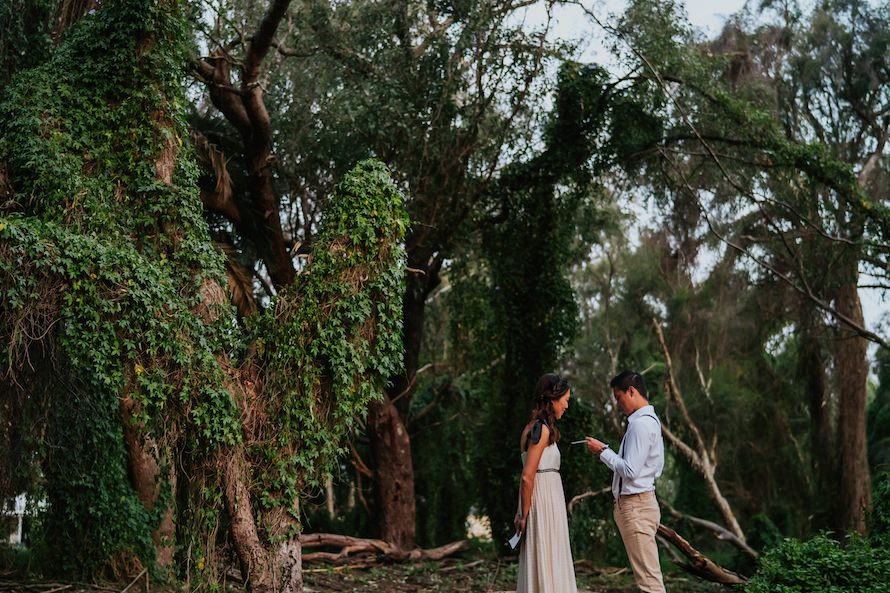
top-left (325, 475), bottom-right (336, 518)
top-left (367, 264), bottom-right (439, 549)
top-left (833, 277), bottom-right (871, 534)
top-left (368, 397), bottom-right (416, 550)
top-left (798, 304), bottom-right (836, 503)
top-left (653, 319), bottom-right (747, 543)
top-left (53, 0), bottom-right (98, 39)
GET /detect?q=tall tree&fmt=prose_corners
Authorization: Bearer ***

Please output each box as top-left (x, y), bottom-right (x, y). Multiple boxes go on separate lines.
top-left (585, 0), bottom-right (890, 534)
top-left (190, 0), bottom-right (566, 548)
top-left (0, 3), bottom-right (406, 592)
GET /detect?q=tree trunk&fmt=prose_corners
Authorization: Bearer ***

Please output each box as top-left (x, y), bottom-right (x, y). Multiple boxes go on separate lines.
top-left (368, 397), bottom-right (416, 549)
top-left (367, 264), bottom-right (439, 548)
top-left (120, 397), bottom-right (176, 569)
top-left (833, 277), bottom-right (871, 535)
top-left (222, 448), bottom-right (303, 593)
top-left (798, 304), bottom-right (837, 507)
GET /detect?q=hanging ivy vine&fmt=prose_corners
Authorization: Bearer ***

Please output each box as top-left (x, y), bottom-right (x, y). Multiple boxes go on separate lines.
top-left (0, 0), bottom-right (406, 580)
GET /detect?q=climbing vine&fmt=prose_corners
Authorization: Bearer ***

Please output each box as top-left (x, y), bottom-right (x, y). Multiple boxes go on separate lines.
top-left (0, 0), bottom-right (406, 582)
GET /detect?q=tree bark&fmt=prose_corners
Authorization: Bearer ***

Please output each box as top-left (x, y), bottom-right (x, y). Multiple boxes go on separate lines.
top-left (367, 262), bottom-right (440, 549)
top-left (221, 449), bottom-right (302, 593)
top-left (120, 397), bottom-right (176, 569)
top-left (214, 370), bottom-right (302, 593)
top-left (368, 396), bottom-right (416, 550)
top-left (798, 303), bottom-right (837, 502)
top-left (833, 277), bottom-right (871, 535)
top-left (656, 524), bottom-right (747, 585)
top-left (193, 1), bottom-right (296, 291)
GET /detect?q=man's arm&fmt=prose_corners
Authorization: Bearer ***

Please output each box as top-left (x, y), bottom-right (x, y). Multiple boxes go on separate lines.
top-left (592, 419), bottom-right (655, 478)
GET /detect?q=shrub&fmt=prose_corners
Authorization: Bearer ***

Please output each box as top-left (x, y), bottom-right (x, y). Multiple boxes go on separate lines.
top-left (744, 533), bottom-right (890, 593)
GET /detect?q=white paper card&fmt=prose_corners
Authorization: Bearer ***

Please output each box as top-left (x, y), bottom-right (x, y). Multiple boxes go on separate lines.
top-left (507, 532), bottom-right (521, 550)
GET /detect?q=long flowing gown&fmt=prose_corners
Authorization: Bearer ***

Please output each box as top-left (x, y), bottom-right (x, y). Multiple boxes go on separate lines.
top-left (517, 442), bottom-right (578, 593)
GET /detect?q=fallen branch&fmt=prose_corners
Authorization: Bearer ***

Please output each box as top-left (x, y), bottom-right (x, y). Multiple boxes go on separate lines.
top-left (656, 534), bottom-right (685, 565)
top-left (567, 486), bottom-right (612, 514)
top-left (661, 500), bottom-right (759, 559)
top-left (299, 533), bottom-right (468, 563)
top-left (656, 524), bottom-right (747, 585)
top-left (119, 569), bottom-right (147, 593)
top-left (441, 559), bottom-right (485, 572)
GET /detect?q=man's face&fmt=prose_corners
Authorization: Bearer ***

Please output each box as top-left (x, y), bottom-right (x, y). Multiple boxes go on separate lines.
top-left (612, 386), bottom-right (633, 416)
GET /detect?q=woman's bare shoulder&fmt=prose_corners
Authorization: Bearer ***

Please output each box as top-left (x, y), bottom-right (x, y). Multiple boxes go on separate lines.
top-left (520, 419), bottom-right (550, 450)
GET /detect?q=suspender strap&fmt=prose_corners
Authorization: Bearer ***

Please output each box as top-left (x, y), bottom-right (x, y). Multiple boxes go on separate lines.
top-left (618, 413), bottom-right (660, 496)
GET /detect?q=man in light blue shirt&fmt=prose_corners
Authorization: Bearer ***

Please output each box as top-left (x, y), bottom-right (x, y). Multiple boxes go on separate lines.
top-left (586, 370), bottom-right (665, 593)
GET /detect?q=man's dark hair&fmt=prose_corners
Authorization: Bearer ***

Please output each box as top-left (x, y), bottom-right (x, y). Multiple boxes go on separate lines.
top-left (610, 370), bottom-right (648, 399)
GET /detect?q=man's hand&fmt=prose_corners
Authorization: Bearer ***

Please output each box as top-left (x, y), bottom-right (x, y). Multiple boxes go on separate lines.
top-left (585, 436), bottom-right (608, 454)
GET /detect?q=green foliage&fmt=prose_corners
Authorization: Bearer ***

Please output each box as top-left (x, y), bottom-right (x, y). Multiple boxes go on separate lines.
top-left (0, 0), bottom-right (409, 579)
top-left (0, 0), bottom-right (54, 83)
top-left (744, 533), bottom-right (890, 593)
top-left (0, 0), bottom-right (239, 575)
top-left (471, 61), bottom-right (614, 546)
top-left (869, 471), bottom-right (890, 544)
top-left (869, 350), bottom-right (890, 473)
top-left (253, 159), bottom-right (407, 521)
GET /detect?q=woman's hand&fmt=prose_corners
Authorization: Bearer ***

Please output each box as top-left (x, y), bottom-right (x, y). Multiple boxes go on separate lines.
top-left (514, 512), bottom-right (527, 535)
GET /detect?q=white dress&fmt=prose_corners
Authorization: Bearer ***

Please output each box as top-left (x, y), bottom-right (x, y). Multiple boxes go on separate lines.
top-left (517, 442), bottom-right (578, 593)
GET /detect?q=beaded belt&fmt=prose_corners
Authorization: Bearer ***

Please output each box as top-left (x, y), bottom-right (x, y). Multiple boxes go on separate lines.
top-left (536, 468), bottom-right (559, 474)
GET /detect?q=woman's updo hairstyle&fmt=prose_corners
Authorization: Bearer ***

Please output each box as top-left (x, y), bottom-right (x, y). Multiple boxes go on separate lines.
top-left (530, 373), bottom-right (570, 445)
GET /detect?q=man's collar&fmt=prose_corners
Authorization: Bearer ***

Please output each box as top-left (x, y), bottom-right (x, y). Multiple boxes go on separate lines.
top-left (628, 404), bottom-right (654, 420)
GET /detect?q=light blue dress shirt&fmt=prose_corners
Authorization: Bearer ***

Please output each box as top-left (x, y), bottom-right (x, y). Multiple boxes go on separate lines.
top-left (599, 405), bottom-right (664, 499)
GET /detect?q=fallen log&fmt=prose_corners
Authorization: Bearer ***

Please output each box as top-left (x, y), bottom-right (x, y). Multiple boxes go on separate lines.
top-left (656, 524), bottom-right (747, 585)
top-left (299, 533), bottom-right (468, 563)
top-left (661, 499), bottom-right (759, 559)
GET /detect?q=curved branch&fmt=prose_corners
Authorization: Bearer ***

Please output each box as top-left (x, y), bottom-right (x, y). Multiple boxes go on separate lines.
top-left (661, 499), bottom-right (759, 559)
top-left (656, 524), bottom-right (747, 585)
top-left (299, 533), bottom-right (468, 563)
top-left (243, 0), bottom-right (293, 84)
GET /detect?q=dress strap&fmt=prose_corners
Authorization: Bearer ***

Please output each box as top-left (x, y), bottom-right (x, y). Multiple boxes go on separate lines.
top-left (529, 418), bottom-right (549, 445)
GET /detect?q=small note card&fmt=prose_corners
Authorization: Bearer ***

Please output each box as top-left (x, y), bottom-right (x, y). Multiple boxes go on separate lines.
top-left (507, 532), bottom-right (521, 551)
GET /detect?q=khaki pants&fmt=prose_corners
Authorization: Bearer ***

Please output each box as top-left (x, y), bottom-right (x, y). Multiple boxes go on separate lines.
top-left (613, 491), bottom-right (665, 593)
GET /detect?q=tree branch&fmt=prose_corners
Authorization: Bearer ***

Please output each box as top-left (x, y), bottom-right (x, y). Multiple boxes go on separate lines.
top-left (656, 524), bottom-right (747, 584)
top-left (661, 499), bottom-right (759, 559)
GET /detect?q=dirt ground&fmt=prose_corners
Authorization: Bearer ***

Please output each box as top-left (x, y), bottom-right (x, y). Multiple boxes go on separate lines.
top-left (2, 557), bottom-right (727, 593)
top-left (303, 557), bottom-right (726, 593)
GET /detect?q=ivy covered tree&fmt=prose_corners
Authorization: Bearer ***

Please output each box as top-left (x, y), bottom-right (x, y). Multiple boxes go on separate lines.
top-left (189, 0), bottom-right (570, 549)
top-left (0, 2), bottom-right (406, 592)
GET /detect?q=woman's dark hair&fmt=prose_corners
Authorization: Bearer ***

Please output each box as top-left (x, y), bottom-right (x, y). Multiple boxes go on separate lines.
top-left (610, 370), bottom-right (648, 399)
top-left (530, 373), bottom-right (570, 445)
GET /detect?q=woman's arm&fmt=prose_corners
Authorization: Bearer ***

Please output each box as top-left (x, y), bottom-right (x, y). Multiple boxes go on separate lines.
top-left (515, 423), bottom-right (549, 534)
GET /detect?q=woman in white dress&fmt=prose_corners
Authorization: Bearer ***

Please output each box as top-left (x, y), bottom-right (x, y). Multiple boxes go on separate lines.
top-left (514, 373), bottom-right (578, 593)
